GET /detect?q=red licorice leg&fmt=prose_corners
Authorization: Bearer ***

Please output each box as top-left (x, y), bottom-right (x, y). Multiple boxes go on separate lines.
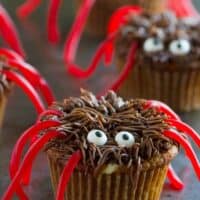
top-left (7, 59), bottom-right (55, 105)
top-left (145, 100), bottom-right (180, 121)
top-left (167, 164), bottom-right (184, 190)
top-left (167, 119), bottom-right (200, 147)
top-left (0, 5), bottom-right (25, 57)
top-left (64, 33), bottom-right (115, 78)
top-left (37, 109), bottom-right (63, 122)
top-left (63, 0), bottom-right (96, 78)
top-left (3, 70), bottom-right (45, 114)
top-left (2, 131), bottom-right (61, 200)
top-left (105, 6), bottom-right (142, 64)
top-left (9, 120), bottom-right (61, 185)
top-left (167, 0), bottom-right (199, 17)
top-left (47, 0), bottom-right (62, 44)
top-left (99, 42), bottom-right (137, 97)
top-left (164, 129), bottom-right (200, 180)
top-left (0, 48), bottom-right (23, 61)
top-left (17, 0), bottom-right (42, 19)
top-left (56, 151), bottom-right (82, 200)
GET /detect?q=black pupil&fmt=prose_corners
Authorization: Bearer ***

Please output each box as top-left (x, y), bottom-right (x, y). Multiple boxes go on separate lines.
top-left (153, 38), bottom-right (160, 45)
top-left (95, 131), bottom-right (102, 138)
top-left (122, 134), bottom-right (129, 140)
top-left (177, 42), bottom-right (182, 49)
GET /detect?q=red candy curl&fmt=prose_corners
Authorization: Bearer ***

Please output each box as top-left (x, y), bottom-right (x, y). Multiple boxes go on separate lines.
top-left (56, 151), bottom-right (82, 200)
top-left (2, 131), bottom-right (61, 200)
top-left (0, 5), bottom-right (25, 57)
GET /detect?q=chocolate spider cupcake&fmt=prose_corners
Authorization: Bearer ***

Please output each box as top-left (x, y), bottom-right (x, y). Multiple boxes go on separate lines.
top-left (115, 11), bottom-right (200, 111)
top-left (75, 0), bottom-right (166, 37)
top-left (45, 89), bottom-right (179, 200)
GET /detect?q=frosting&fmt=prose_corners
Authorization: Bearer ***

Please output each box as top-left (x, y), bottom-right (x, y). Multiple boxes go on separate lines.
top-left (115, 11), bottom-right (200, 69)
top-left (44, 90), bottom-right (179, 174)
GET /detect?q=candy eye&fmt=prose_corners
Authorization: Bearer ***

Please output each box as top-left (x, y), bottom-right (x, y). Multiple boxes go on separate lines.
top-left (115, 131), bottom-right (135, 148)
top-left (87, 129), bottom-right (108, 146)
top-left (169, 39), bottom-right (191, 56)
top-left (143, 37), bottom-right (164, 53)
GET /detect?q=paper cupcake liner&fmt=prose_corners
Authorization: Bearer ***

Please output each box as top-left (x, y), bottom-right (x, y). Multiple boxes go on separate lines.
top-left (117, 58), bottom-right (200, 112)
top-left (0, 94), bottom-right (8, 128)
top-left (47, 154), bottom-right (169, 200)
top-left (75, 0), bottom-right (166, 37)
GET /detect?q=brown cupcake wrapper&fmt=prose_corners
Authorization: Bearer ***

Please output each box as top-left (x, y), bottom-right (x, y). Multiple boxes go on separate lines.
top-left (0, 94), bottom-right (8, 128)
top-left (117, 58), bottom-right (200, 112)
top-left (47, 153), bottom-right (171, 200)
top-left (75, 0), bottom-right (166, 37)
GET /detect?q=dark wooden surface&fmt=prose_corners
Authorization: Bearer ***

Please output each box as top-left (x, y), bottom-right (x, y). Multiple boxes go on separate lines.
top-left (0, 1), bottom-right (200, 199)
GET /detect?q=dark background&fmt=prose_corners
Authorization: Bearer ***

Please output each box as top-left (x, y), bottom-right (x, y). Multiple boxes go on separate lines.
top-left (0, 1), bottom-right (200, 199)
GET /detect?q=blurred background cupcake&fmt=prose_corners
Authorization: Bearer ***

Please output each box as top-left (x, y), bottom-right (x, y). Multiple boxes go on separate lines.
top-left (75, 0), bottom-right (167, 37)
top-left (115, 11), bottom-right (200, 112)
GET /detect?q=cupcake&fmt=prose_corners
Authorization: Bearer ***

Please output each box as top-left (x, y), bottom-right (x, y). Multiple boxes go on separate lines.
top-left (45, 89), bottom-right (179, 199)
top-left (75, 0), bottom-right (167, 37)
top-left (5, 89), bottom-right (200, 199)
top-left (115, 11), bottom-right (200, 111)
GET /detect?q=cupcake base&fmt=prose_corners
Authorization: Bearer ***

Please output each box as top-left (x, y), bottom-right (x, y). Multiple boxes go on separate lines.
top-left (117, 58), bottom-right (200, 112)
top-left (47, 145), bottom-right (178, 200)
top-left (75, 0), bottom-right (166, 37)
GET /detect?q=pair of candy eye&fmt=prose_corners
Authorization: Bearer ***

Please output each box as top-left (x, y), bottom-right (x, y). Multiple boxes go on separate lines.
top-left (87, 129), bottom-right (135, 147)
top-left (143, 38), bottom-right (191, 55)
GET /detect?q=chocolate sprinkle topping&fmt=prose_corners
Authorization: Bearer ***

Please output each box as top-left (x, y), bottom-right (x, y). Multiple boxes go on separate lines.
top-left (115, 11), bottom-right (200, 70)
top-left (44, 90), bottom-right (179, 173)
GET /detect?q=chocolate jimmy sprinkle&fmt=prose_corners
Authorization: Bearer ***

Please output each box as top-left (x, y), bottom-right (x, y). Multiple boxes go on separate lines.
top-left (44, 89), bottom-right (178, 173)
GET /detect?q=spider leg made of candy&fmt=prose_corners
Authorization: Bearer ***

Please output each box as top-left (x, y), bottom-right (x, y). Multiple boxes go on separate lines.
top-left (17, 0), bottom-right (63, 44)
top-left (164, 129), bottom-right (200, 180)
top-left (56, 151), bottom-right (82, 200)
top-left (64, 0), bottom-right (113, 78)
top-left (4, 55), bottom-right (55, 105)
top-left (2, 130), bottom-right (61, 200)
top-left (0, 4), bottom-right (25, 57)
top-left (9, 120), bottom-right (62, 185)
top-left (2, 69), bottom-right (45, 114)
top-left (167, 0), bottom-right (200, 18)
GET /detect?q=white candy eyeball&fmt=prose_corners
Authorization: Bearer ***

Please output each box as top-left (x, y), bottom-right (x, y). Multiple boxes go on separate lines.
top-left (169, 39), bottom-right (191, 56)
top-left (87, 129), bottom-right (107, 146)
top-left (143, 37), bottom-right (164, 53)
top-left (115, 131), bottom-right (135, 148)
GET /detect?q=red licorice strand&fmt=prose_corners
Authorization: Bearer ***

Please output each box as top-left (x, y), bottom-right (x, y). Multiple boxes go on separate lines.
top-left (56, 151), bottom-right (82, 200)
top-left (0, 5), bottom-right (25, 58)
top-left (2, 131), bottom-right (61, 200)
top-left (105, 6), bottom-right (142, 62)
top-left (107, 43), bottom-right (138, 93)
top-left (64, 0), bottom-right (95, 61)
top-left (17, 0), bottom-right (42, 19)
top-left (65, 34), bottom-right (115, 78)
top-left (0, 48), bottom-right (23, 61)
top-left (167, 0), bottom-right (199, 18)
top-left (9, 120), bottom-right (61, 185)
top-left (164, 129), bottom-right (200, 180)
top-left (15, 186), bottom-right (29, 200)
top-left (7, 59), bottom-right (55, 105)
top-left (37, 109), bottom-right (64, 122)
top-left (167, 119), bottom-right (200, 148)
top-left (145, 100), bottom-right (180, 121)
top-left (63, 0), bottom-right (96, 77)
top-left (167, 164), bottom-right (184, 190)
top-left (3, 70), bottom-right (45, 114)
top-left (38, 78), bottom-right (55, 105)
top-left (47, 0), bottom-right (62, 44)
